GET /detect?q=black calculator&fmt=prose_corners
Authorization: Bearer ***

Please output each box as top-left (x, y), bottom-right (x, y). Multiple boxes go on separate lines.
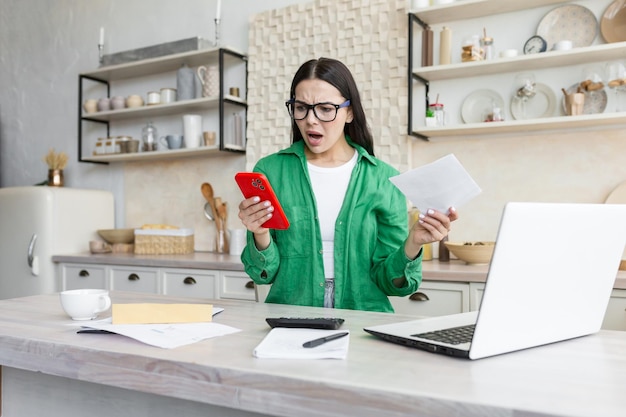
top-left (265, 317), bottom-right (345, 330)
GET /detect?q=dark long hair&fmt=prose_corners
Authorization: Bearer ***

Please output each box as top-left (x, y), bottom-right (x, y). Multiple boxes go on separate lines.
top-left (288, 58), bottom-right (375, 156)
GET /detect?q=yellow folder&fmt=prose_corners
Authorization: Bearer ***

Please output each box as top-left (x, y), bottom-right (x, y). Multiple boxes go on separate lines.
top-left (112, 303), bottom-right (213, 324)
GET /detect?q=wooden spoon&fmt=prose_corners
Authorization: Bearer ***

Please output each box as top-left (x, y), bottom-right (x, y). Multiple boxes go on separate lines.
top-left (201, 183), bottom-right (217, 222)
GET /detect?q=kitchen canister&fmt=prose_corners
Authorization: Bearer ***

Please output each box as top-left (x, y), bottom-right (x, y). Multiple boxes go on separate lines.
top-left (177, 63), bottom-right (196, 101)
top-left (182, 115), bottom-right (202, 148)
top-left (197, 65), bottom-right (219, 97)
top-left (160, 88), bottom-right (177, 104)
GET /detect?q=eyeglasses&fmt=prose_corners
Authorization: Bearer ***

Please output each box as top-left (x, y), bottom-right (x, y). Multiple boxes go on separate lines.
top-left (285, 99), bottom-right (351, 122)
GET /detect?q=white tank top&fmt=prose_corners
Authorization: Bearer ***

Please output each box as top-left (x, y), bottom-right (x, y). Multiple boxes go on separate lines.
top-left (307, 150), bottom-right (358, 279)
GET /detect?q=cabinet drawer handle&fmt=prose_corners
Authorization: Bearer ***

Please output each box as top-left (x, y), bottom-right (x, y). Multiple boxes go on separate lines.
top-left (245, 280), bottom-right (255, 289)
top-left (183, 277), bottom-right (197, 285)
top-left (127, 273), bottom-right (140, 281)
top-left (409, 292), bottom-right (429, 302)
top-left (79, 270), bottom-right (90, 277)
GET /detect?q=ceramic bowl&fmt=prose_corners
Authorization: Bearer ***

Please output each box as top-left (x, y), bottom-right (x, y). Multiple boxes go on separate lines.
top-left (444, 241), bottom-right (495, 265)
top-left (89, 240), bottom-right (112, 254)
top-left (97, 228), bottom-right (135, 244)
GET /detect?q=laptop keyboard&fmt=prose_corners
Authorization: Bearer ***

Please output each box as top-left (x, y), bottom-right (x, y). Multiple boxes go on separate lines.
top-left (412, 324), bottom-right (475, 345)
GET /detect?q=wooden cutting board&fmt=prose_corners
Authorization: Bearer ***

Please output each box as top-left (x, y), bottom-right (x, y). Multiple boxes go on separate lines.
top-left (605, 181), bottom-right (626, 270)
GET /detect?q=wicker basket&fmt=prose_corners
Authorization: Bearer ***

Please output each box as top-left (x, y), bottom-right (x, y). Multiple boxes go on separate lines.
top-left (134, 228), bottom-right (194, 255)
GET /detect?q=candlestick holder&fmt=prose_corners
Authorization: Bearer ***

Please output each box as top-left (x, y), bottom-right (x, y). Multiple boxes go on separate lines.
top-left (214, 18), bottom-right (221, 47)
top-left (98, 43), bottom-right (104, 64)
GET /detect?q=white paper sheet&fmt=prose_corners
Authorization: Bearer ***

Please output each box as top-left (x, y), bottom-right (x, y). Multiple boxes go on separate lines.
top-left (78, 307), bottom-right (240, 349)
top-left (389, 154), bottom-right (482, 213)
top-left (253, 328), bottom-right (350, 359)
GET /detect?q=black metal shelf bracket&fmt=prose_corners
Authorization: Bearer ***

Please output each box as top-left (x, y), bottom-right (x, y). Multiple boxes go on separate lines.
top-left (78, 74), bottom-right (110, 164)
top-left (408, 13), bottom-right (430, 141)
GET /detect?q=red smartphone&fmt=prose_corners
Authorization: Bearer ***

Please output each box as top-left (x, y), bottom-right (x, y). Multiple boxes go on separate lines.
top-left (235, 172), bottom-right (290, 229)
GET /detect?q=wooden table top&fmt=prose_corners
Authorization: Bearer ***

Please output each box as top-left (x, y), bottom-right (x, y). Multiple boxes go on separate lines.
top-left (0, 291), bottom-right (624, 417)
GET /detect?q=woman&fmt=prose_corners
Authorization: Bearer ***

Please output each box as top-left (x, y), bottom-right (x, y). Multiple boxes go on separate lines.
top-left (238, 57), bottom-right (457, 312)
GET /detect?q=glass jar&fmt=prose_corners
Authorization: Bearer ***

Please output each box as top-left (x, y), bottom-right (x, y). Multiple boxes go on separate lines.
top-left (428, 103), bottom-right (445, 126)
top-left (141, 121), bottom-right (158, 152)
top-left (480, 36), bottom-right (494, 60)
top-left (461, 35), bottom-right (482, 62)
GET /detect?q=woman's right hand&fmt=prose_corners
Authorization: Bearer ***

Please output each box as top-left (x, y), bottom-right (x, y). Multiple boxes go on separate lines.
top-left (238, 196), bottom-right (274, 249)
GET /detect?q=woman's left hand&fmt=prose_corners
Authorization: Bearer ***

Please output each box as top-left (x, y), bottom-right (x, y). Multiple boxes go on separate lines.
top-left (405, 207), bottom-right (458, 259)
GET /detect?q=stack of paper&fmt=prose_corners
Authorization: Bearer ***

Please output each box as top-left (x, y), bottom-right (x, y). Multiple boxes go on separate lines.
top-left (79, 304), bottom-right (240, 349)
top-left (82, 320), bottom-right (239, 349)
top-left (253, 328), bottom-right (350, 359)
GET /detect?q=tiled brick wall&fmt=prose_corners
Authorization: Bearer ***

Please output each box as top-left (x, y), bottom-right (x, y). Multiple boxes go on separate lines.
top-left (246, 0), bottom-right (409, 171)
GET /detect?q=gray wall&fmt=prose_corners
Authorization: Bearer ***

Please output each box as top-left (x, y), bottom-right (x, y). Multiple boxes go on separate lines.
top-left (0, 0), bottom-right (307, 220)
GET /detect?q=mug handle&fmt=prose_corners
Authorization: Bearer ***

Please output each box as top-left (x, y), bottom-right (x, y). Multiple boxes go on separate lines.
top-left (97, 295), bottom-right (112, 314)
top-left (159, 136), bottom-right (169, 148)
top-left (196, 66), bottom-right (207, 85)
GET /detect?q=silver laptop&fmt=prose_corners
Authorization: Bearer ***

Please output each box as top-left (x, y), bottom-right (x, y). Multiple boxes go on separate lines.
top-left (364, 202), bottom-right (626, 360)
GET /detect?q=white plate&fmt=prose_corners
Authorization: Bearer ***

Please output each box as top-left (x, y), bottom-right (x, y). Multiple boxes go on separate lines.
top-left (537, 5), bottom-right (598, 50)
top-left (561, 83), bottom-right (608, 115)
top-left (461, 89), bottom-right (505, 124)
top-left (510, 83), bottom-right (557, 120)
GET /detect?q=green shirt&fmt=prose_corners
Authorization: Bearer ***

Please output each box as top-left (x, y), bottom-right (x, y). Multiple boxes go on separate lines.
top-left (240, 140), bottom-right (422, 312)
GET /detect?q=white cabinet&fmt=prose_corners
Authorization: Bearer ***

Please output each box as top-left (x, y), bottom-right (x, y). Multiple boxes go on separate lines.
top-left (163, 269), bottom-right (219, 298)
top-left (408, 0), bottom-right (626, 140)
top-left (111, 266), bottom-right (160, 294)
top-left (58, 262), bottom-right (246, 301)
top-left (219, 270), bottom-right (256, 301)
top-left (469, 282), bottom-right (485, 311)
top-left (78, 47), bottom-right (247, 163)
top-left (603, 289), bottom-right (626, 331)
top-left (390, 281), bottom-right (470, 316)
top-left (60, 264), bottom-right (107, 290)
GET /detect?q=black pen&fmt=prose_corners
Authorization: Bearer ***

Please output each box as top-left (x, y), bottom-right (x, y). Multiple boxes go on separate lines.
top-left (302, 331), bottom-right (349, 348)
top-left (77, 329), bottom-right (115, 334)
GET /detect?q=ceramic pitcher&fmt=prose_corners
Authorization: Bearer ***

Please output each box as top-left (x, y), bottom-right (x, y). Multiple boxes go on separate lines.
top-left (197, 65), bottom-right (219, 97)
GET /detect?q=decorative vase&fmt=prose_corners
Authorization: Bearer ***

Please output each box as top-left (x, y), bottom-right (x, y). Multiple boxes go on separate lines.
top-left (48, 169), bottom-right (64, 187)
top-left (177, 63), bottom-right (196, 101)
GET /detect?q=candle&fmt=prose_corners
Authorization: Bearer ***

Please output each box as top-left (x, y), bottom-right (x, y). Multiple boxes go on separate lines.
top-left (99, 27), bottom-right (104, 45)
top-left (216, 0), bottom-right (221, 20)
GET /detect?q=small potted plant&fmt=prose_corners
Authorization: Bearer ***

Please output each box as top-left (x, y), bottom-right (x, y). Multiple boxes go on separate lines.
top-left (425, 107), bottom-right (437, 127)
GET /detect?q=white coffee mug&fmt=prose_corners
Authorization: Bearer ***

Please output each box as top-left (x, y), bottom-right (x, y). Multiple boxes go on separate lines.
top-left (183, 114), bottom-right (202, 148)
top-left (60, 289), bottom-right (111, 321)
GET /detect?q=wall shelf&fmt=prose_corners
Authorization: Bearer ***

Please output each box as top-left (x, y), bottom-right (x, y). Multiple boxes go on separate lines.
top-left (82, 146), bottom-right (223, 163)
top-left (408, 0), bottom-right (626, 140)
top-left (414, 42), bottom-right (626, 82)
top-left (409, 0), bottom-right (564, 26)
top-left (82, 95), bottom-right (246, 122)
top-left (412, 112), bottom-right (626, 140)
top-left (82, 46), bottom-right (246, 81)
top-left (78, 47), bottom-right (247, 163)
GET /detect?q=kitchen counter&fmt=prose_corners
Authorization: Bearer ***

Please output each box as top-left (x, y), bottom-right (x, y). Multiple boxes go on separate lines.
top-left (52, 251), bottom-right (246, 271)
top-left (53, 252), bottom-right (626, 289)
top-left (0, 291), bottom-right (625, 417)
